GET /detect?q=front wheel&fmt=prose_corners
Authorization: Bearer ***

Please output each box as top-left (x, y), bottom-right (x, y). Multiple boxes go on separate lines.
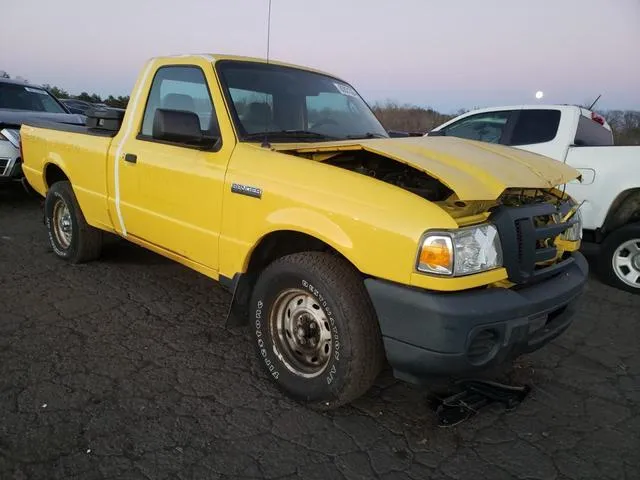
top-left (250, 251), bottom-right (385, 409)
top-left (597, 223), bottom-right (640, 294)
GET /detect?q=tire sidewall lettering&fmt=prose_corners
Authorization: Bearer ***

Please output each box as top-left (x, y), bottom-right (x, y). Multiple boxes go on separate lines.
top-left (255, 299), bottom-right (279, 379)
top-left (301, 279), bottom-right (341, 369)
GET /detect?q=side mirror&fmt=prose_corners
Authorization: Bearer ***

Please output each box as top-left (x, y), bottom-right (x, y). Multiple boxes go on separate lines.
top-left (152, 108), bottom-right (217, 147)
top-left (427, 130), bottom-right (446, 136)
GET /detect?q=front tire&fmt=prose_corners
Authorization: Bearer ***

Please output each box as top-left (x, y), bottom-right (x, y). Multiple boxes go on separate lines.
top-left (597, 223), bottom-right (640, 294)
top-left (44, 181), bottom-right (103, 263)
top-left (250, 252), bottom-right (385, 409)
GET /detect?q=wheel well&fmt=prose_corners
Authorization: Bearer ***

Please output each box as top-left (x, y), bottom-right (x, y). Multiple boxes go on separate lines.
top-left (225, 230), bottom-right (357, 328)
top-left (44, 164), bottom-right (69, 189)
top-left (602, 189), bottom-right (640, 237)
top-left (247, 230), bottom-right (347, 275)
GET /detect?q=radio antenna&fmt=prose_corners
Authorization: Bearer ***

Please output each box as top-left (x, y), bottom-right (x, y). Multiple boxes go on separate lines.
top-left (261, 0), bottom-right (273, 148)
top-left (588, 94), bottom-right (601, 111)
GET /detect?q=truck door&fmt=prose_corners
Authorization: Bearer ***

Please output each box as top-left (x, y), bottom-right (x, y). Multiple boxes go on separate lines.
top-left (115, 64), bottom-right (229, 270)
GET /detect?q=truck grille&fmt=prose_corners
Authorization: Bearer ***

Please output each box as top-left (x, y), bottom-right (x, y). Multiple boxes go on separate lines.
top-left (0, 158), bottom-right (9, 176)
top-left (489, 201), bottom-right (578, 285)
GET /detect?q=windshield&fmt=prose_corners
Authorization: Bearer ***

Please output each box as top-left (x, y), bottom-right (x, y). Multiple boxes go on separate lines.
top-left (216, 60), bottom-right (389, 141)
top-left (0, 82), bottom-right (67, 114)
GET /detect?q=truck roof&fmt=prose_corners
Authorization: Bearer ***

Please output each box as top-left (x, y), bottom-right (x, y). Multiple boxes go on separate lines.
top-left (457, 104), bottom-right (592, 115)
top-left (150, 53), bottom-right (346, 82)
top-left (441, 103), bottom-right (611, 131)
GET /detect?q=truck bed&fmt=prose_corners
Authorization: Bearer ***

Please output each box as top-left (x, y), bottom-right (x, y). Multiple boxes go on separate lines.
top-left (23, 119), bottom-right (119, 138)
top-left (20, 122), bottom-right (116, 232)
top-left (565, 145), bottom-right (639, 230)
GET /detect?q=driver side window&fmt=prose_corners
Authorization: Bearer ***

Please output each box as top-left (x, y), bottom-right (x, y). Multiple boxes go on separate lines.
top-left (442, 111), bottom-right (511, 144)
top-left (140, 65), bottom-right (219, 139)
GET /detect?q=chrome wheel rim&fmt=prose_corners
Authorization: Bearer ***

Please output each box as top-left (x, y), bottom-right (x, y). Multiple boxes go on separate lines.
top-left (269, 288), bottom-right (333, 378)
top-left (52, 199), bottom-right (72, 249)
top-left (612, 238), bottom-right (640, 289)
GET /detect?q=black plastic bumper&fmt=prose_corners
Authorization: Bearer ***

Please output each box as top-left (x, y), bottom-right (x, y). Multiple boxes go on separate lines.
top-left (364, 252), bottom-right (589, 384)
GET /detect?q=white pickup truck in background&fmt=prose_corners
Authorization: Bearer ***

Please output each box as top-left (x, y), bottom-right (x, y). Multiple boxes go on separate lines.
top-left (427, 104), bottom-right (640, 294)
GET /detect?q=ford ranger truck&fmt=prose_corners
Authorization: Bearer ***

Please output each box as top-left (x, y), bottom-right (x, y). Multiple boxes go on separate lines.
top-left (20, 54), bottom-right (588, 409)
top-left (428, 104), bottom-right (640, 294)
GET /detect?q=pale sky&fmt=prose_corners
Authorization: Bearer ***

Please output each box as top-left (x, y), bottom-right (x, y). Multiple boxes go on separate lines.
top-left (2, 0), bottom-right (639, 113)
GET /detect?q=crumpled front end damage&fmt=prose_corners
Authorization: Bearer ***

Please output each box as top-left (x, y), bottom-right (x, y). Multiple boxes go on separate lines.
top-left (276, 137), bottom-right (587, 384)
top-left (278, 136), bottom-right (583, 287)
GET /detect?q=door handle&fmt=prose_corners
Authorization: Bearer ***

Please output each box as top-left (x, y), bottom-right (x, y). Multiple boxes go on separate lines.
top-left (124, 153), bottom-right (137, 164)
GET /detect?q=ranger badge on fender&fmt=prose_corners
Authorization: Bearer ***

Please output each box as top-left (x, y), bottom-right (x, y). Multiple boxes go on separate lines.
top-left (231, 183), bottom-right (262, 199)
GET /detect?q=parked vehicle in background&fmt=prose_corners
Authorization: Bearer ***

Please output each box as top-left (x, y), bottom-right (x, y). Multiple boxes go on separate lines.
top-left (428, 105), bottom-right (640, 294)
top-left (60, 98), bottom-right (126, 116)
top-left (60, 98), bottom-right (94, 115)
top-left (0, 77), bottom-right (85, 184)
top-left (20, 54), bottom-right (588, 408)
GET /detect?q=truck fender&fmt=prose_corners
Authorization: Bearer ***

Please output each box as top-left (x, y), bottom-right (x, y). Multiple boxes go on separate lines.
top-left (601, 188), bottom-right (640, 237)
top-left (222, 211), bottom-right (357, 327)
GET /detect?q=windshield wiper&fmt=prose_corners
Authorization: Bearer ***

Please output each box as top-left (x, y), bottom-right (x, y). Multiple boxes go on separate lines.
top-left (343, 132), bottom-right (389, 140)
top-left (244, 130), bottom-right (338, 141)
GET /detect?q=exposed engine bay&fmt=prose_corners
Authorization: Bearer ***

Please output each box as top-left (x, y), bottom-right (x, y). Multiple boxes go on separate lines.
top-left (321, 151), bottom-right (454, 202)
top-left (499, 187), bottom-right (568, 208)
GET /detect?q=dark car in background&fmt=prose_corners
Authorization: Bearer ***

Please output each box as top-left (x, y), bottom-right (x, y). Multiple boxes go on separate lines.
top-left (0, 77), bottom-right (85, 184)
top-left (59, 98), bottom-right (95, 115)
top-left (60, 98), bottom-right (126, 115)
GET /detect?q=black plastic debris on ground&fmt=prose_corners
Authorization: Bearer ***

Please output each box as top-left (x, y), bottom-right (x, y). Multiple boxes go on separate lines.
top-left (428, 379), bottom-right (531, 427)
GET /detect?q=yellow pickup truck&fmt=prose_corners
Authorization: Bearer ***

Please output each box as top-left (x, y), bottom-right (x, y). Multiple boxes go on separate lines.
top-left (20, 53), bottom-right (588, 409)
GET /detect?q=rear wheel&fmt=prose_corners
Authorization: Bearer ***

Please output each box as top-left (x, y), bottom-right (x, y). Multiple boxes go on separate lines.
top-left (249, 251), bottom-right (385, 409)
top-left (597, 223), bottom-right (640, 294)
top-left (44, 181), bottom-right (103, 263)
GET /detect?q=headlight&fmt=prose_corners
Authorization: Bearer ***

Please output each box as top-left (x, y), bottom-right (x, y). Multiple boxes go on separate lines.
top-left (417, 223), bottom-right (503, 276)
top-left (559, 207), bottom-right (583, 242)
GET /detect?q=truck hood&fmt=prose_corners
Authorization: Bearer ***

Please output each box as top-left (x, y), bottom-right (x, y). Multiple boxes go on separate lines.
top-left (275, 136), bottom-right (580, 200)
top-left (0, 110), bottom-right (86, 129)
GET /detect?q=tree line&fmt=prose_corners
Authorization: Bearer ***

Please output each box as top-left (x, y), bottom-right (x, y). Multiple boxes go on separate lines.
top-left (37, 87), bottom-right (640, 146)
top-left (3, 72), bottom-right (638, 144)
top-left (43, 85), bottom-right (131, 110)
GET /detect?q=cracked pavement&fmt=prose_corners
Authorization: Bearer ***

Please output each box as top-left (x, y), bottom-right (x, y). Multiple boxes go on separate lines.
top-left (1, 184), bottom-right (638, 479)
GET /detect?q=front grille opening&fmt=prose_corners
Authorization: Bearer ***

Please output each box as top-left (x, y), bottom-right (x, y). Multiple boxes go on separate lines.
top-left (467, 329), bottom-right (500, 365)
top-left (546, 305), bottom-right (567, 324)
top-left (515, 220), bottom-right (525, 263)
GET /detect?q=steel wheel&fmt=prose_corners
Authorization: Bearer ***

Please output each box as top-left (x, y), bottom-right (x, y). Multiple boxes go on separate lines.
top-left (269, 288), bottom-right (333, 378)
top-left (52, 198), bottom-right (73, 249)
top-left (612, 238), bottom-right (640, 289)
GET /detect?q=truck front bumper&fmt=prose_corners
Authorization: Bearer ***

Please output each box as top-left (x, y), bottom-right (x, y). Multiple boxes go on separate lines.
top-left (365, 252), bottom-right (588, 384)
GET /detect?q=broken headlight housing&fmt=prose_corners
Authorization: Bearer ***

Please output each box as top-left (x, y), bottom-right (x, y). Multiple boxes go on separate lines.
top-left (417, 223), bottom-right (503, 276)
top-left (559, 207), bottom-right (583, 242)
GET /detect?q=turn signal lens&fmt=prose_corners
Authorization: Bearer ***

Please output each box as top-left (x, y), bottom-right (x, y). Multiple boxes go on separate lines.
top-left (416, 223), bottom-right (503, 277)
top-left (418, 235), bottom-right (453, 275)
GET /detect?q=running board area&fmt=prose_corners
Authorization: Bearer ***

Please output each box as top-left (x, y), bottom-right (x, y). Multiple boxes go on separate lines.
top-left (427, 379), bottom-right (531, 427)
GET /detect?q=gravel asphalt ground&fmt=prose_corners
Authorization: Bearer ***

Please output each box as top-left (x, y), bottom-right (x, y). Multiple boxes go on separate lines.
top-left (1, 184), bottom-right (638, 479)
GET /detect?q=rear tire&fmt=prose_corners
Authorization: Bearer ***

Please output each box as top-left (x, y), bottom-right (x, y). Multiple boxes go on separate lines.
top-left (597, 223), bottom-right (640, 294)
top-left (249, 251), bottom-right (385, 409)
top-left (44, 181), bottom-right (103, 263)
